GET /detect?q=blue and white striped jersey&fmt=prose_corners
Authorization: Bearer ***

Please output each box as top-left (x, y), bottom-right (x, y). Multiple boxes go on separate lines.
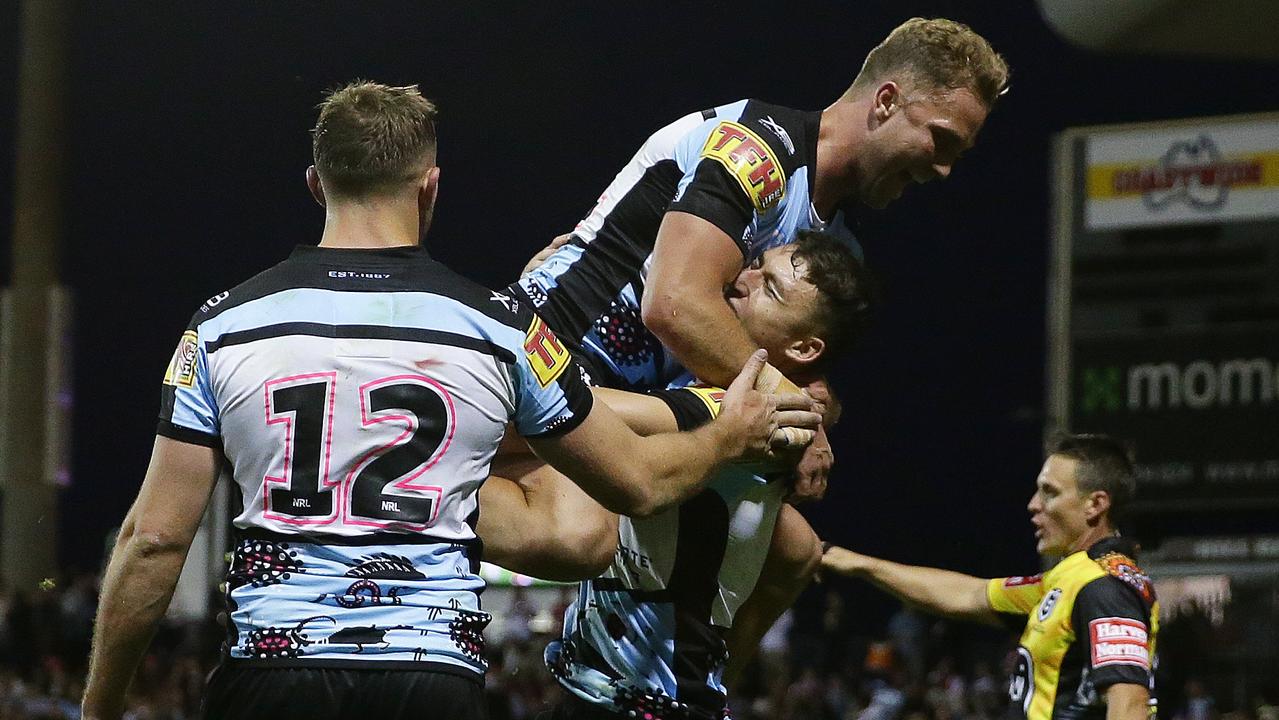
top-left (157, 244), bottom-right (593, 678)
top-left (509, 99), bottom-right (859, 391)
top-left (546, 385), bottom-right (786, 719)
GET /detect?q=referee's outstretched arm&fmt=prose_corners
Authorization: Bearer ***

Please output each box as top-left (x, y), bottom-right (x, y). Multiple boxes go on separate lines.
top-left (821, 545), bottom-right (1001, 626)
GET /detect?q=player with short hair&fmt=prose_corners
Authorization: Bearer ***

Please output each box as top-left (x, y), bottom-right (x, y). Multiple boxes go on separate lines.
top-left (509, 15), bottom-right (1009, 678)
top-left (79, 81), bottom-right (819, 720)
top-left (535, 230), bottom-right (876, 720)
top-left (822, 434), bottom-right (1158, 720)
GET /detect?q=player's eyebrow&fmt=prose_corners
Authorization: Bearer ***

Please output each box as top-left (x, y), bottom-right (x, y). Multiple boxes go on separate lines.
top-left (764, 262), bottom-right (789, 304)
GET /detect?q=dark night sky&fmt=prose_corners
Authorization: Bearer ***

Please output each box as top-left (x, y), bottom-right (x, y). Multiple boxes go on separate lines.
top-left (0, 2), bottom-right (1274, 623)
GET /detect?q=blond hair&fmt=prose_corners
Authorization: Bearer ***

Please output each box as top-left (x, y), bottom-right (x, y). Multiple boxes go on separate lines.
top-left (311, 81), bottom-right (439, 197)
top-left (849, 18), bottom-right (1009, 107)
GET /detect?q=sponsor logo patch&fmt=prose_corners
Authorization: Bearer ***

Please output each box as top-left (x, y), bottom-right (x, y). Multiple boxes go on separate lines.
top-left (1089, 617), bottom-right (1151, 669)
top-left (686, 385), bottom-right (726, 418)
top-left (163, 331), bottom-right (200, 389)
top-left (523, 315), bottom-right (571, 387)
top-left (701, 121), bottom-right (786, 211)
top-left (1004, 574), bottom-right (1043, 588)
top-left (1097, 552), bottom-right (1157, 604)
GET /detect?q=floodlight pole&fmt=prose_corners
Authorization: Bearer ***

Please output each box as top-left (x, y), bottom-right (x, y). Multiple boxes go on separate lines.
top-left (1, 0), bottom-right (70, 591)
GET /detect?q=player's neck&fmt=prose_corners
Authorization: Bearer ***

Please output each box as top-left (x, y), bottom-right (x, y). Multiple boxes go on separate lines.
top-left (318, 198), bottom-right (422, 249)
top-left (1068, 524), bottom-right (1116, 555)
top-left (813, 100), bottom-right (867, 217)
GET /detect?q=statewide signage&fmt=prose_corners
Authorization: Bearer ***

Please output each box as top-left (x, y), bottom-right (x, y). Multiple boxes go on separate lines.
top-left (1085, 118), bottom-right (1279, 230)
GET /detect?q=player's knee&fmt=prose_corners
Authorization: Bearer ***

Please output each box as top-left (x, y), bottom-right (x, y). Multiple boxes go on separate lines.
top-left (768, 507), bottom-right (823, 584)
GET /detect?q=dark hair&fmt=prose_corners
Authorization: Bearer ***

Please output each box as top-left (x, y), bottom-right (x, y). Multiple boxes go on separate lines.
top-left (850, 17), bottom-right (1010, 108)
top-left (790, 230), bottom-right (878, 366)
top-left (311, 81), bottom-right (439, 198)
top-left (1046, 433), bottom-right (1136, 523)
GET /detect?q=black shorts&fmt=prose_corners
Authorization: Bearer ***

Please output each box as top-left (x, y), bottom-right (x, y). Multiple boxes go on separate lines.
top-left (202, 663), bottom-right (487, 720)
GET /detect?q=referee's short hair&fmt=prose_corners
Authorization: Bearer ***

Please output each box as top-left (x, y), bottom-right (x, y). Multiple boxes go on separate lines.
top-left (312, 81), bottom-right (439, 198)
top-left (1046, 433), bottom-right (1136, 522)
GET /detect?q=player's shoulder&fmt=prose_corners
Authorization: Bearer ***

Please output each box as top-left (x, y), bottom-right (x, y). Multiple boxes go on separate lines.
top-left (1079, 538), bottom-right (1157, 608)
top-left (180, 258), bottom-right (296, 331)
top-left (703, 99), bottom-right (812, 158)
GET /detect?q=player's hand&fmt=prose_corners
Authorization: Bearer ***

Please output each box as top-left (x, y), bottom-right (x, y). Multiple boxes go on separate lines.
top-left (718, 350), bottom-right (819, 460)
top-left (520, 232), bottom-right (572, 277)
top-left (752, 362), bottom-right (817, 450)
top-left (803, 376), bottom-right (842, 428)
top-left (787, 424), bottom-right (833, 503)
top-left (785, 377), bottom-right (841, 503)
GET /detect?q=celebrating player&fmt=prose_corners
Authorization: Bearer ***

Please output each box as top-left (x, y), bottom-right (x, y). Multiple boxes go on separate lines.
top-left (537, 230), bottom-right (875, 720)
top-left (80, 82), bottom-right (819, 720)
top-left (822, 434), bottom-right (1158, 720)
top-left (509, 15), bottom-right (1010, 676)
top-left (512, 16), bottom-right (1008, 493)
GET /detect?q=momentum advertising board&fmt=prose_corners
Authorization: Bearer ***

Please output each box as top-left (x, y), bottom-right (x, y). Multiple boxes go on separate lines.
top-left (1050, 113), bottom-right (1279, 513)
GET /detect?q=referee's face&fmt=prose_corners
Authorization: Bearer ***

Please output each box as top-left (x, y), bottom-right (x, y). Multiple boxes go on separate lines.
top-left (1027, 456), bottom-right (1091, 557)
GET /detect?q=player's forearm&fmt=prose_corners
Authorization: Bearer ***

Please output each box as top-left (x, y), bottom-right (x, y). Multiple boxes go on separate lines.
top-left (479, 472), bottom-right (617, 581)
top-left (1105, 684), bottom-right (1151, 720)
top-left (622, 420), bottom-right (740, 516)
top-left (83, 529), bottom-right (191, 719)
top-left (593, 387), bottom-right (680, 435)
top-left (822, 547), bottom-right (993, 622)
top-left (643, 286), bottom-right (759, 388)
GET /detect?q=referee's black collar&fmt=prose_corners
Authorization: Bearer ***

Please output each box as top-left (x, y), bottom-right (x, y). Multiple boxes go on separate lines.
top-left (289, 243), bottom-right (432, 264)
top-left (1086, 535), bottom-right (1140, 560)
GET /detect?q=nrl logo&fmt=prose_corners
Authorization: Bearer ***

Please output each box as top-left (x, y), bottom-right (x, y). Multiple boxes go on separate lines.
top-left (1111, 135), bottom-right (1262, 212)
top-left (1037, 587), bottom-right (1062, 621)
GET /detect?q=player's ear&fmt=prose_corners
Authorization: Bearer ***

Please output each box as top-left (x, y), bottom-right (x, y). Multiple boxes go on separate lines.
top-left (874, 82), bottom-right (901, 123)
top-left (1085, 490), bottom-right (1111, 523)
top-left (417, 166), bottom-right (441, 239)
top-left (306, 166), bottom-right (326, 207)
top-left (419, 166), bottom-right (440, 212)
top-left (784, 335), bottom-right (825, 367)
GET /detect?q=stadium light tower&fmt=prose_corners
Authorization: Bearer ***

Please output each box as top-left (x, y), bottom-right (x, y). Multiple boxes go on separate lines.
top-left (1, 0), bottom-right (70, 591)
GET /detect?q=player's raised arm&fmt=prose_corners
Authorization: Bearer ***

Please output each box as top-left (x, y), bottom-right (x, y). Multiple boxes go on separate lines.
top-left (821, 545), bottom-right (1001, 625)
top-left (529, 350), bottom-right (818, 517)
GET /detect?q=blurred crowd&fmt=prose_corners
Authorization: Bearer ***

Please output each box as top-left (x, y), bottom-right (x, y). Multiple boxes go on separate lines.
top-left (2, 574), bottom-right (1276, 720)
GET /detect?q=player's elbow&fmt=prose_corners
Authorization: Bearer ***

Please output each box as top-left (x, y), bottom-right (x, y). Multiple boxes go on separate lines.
top-left (123, 529), bottom-right (190, 559)
top-left (639, 291), bottom-right (678, 345)
top-left (598, 476), bottom-right (670, 518)
top-left (547, 513), bottom-right (618, 580)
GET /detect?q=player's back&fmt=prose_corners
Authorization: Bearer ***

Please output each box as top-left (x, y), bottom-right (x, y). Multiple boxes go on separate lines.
top-left (159, 244), bottom-right (591, 678)
top-left (509, 98), bottom-right (852, 390)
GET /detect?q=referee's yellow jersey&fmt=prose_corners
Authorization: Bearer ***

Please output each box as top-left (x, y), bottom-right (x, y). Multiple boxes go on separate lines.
top-left (987, 537), bottom-right (1158, 720)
